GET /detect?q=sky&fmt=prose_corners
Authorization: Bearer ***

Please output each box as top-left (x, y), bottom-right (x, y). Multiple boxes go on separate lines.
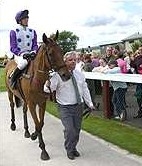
top-left (0, 0), bottom-right (142, 56)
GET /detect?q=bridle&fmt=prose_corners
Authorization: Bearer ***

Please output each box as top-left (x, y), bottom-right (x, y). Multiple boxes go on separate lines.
top-left (43, 40), bottom-right (66, 73)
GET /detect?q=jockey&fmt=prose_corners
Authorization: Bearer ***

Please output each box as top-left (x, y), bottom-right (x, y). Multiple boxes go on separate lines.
top-left (10, 9), bottom-right (38, 89)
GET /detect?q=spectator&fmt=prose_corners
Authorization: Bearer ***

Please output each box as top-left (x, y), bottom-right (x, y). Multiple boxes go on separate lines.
top-left (75, 52), bottom-right (84, 72)
top-left (116, 52), bottom-right (128, 73)
top-left (104, 46), bottom-right (115, 62)
top-left (124, 51), bottom-right (134, 74)
top-left (91, 52), bottom-right (100, 68)
top-left (92, 57), bottom-right (114, 116)
top-left (103, 60), bottom-right (127, 121)
top-left (82, 54), bottom-right (96, 106)
top-left (130, 47), bottom-right (142, 118)
top-left (92, 57), bottom-right (108, 73)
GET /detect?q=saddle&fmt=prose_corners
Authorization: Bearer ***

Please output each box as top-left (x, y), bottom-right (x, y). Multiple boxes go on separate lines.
top-left (9, 60), bottom-right (34, 90)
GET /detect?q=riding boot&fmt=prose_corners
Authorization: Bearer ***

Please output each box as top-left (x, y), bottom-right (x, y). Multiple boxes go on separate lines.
top-left (10, 67), bottom-right (22, 89)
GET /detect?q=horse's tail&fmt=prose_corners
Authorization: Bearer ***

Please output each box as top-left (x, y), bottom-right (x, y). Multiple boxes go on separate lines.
top-left (14, 95), bottom-right (22, 108)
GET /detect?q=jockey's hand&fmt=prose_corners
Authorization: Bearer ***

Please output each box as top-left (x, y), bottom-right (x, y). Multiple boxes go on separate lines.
top-left (23, 53), bottom-right (30, 60)
top-left (30, 52), bottom-right (36, 60)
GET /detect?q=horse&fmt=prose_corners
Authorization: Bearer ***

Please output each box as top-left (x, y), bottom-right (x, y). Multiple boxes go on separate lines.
top-left (5, 30), bottom-right (71, 160)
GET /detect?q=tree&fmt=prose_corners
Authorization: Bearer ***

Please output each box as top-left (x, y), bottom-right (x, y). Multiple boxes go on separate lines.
top-left (131, 39), bottom-right (142, 53)
top-left (57, 30), bottom-right (79, 55)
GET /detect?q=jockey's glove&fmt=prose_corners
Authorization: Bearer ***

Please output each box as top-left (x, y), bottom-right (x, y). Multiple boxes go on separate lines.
top-left (23, 53), bottom-right (30, 59)
top-left (30, 52), bottom-right (36, 60)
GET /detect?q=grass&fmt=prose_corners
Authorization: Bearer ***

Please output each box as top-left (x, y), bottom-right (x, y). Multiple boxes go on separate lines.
top-left (1, 68), bottom-right (142, 157)
top-left (46, 101), bottom-right (142, 157)
top-left (0, 67), bottom-right (6, 91)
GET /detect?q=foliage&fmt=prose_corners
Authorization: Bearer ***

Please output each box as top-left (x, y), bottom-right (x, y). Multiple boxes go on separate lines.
top-left (46, 101), bottom-right (142, 157)
top-left (131, 40), bottom-right (142, 53)
top-left (0, 67), bottom-right (6, 91)
top-left (57, 30), bottom-right (79, 55)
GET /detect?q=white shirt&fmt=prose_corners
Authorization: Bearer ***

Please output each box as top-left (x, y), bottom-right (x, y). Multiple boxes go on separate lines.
top-left (44, 69), bottom-right (93, 107)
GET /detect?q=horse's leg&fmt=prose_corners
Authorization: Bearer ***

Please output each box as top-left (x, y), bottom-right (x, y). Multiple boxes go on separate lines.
top-left (27, 103), bottom-right (38, 140)
top-left (7, 89), bottom-right (16, 130)
top-left (28, 101), bottom-right (50, 160)
top-left (23, 102), bottom-right (30, 138)
top-left (37, 101), bottom-right (50, 160)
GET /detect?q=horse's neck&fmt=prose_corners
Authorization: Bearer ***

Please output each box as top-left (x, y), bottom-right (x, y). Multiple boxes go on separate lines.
top-left (31, 53), bottom-right (48, 85)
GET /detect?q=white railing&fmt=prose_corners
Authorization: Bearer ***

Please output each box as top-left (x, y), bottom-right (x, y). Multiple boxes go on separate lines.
top-left (83, 72), bottom-right (142, 83)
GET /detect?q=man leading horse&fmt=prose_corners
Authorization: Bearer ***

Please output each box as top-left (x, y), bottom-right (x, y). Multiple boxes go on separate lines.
top-left (10, 9), bottom-right (38, 89)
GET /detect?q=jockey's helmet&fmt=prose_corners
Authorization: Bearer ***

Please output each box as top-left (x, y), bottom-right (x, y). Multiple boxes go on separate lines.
top-left (15, 10), bottom-right (29, 24)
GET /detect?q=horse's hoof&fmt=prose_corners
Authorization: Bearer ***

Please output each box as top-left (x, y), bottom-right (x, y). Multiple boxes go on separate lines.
top-left (24, 131), bottom-right (30, 138)
top-left (31, 132), bottom-right (38, 140)
top-left (10, 123), bottom-right (16, 131)
top-left (41, 150), bottom-right (50, 160)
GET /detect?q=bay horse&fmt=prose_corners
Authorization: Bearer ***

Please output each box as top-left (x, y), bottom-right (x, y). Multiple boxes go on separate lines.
top-left (5, 30), bottom-right (71, 160)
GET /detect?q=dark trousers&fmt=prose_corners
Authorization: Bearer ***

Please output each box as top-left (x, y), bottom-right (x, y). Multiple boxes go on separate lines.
top-left (112, 88), bottom-right (127, 116)
top-left (57, 103), bottom-right (83, 154)
top-left (135, 83), bottom-right (142, 112)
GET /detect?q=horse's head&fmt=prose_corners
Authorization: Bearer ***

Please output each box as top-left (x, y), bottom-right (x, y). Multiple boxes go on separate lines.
top-left (41, 30), bottom-right (71, 81)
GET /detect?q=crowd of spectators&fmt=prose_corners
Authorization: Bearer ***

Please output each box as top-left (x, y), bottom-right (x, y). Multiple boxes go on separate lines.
top-left (74, 45), bottom-right (142, 120)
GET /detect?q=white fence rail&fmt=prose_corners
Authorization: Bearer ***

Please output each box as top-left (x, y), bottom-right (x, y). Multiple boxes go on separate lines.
top-left (83, 72), bottom-right (142, 84)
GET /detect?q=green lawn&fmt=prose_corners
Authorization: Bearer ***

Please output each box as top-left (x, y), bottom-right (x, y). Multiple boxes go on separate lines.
top-left (0, 67), bottom-right (6, 91)
top-left (46, 101), bottom-right (142, 157)
top-left (1, 67), bottom-right (142, 157)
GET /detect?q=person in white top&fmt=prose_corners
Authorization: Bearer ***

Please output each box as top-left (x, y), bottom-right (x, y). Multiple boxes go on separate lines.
top-left (92, 57), bottom-right (109, 73)
top-left (75, 52), bottom-right (84, 72)
top-left (44, 51), bottom-right (95, 160)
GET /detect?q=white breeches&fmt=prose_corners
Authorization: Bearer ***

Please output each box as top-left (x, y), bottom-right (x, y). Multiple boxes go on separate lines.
top-left (14, 55), bottom-right (28, 70)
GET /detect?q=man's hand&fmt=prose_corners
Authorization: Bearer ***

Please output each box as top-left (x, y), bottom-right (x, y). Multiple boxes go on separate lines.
top-left (83, 106), bottom-right (96, 119)
top-left (45, 80), bottom-right (51, 87)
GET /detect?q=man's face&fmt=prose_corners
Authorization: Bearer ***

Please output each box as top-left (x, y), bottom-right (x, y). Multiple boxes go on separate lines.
top-left (65, 55), bottom-right (76, 71)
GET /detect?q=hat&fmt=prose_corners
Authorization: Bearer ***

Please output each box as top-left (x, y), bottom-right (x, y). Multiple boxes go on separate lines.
top-left (15, 10), bottom-right (29, 24)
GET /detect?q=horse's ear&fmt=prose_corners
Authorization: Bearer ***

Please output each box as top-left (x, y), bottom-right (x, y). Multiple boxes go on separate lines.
top-left (53, 30), bottom-right (59, 41)
top-left (42, 33), bottom-right (48, 44)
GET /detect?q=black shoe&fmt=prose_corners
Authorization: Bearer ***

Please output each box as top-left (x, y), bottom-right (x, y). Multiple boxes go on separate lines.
top-left (73, 150), bottom-right (80, 157)
top-left (67, 152), bottom-right (75, 160)
top-left (133, 114), bottom-right (142, 118)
